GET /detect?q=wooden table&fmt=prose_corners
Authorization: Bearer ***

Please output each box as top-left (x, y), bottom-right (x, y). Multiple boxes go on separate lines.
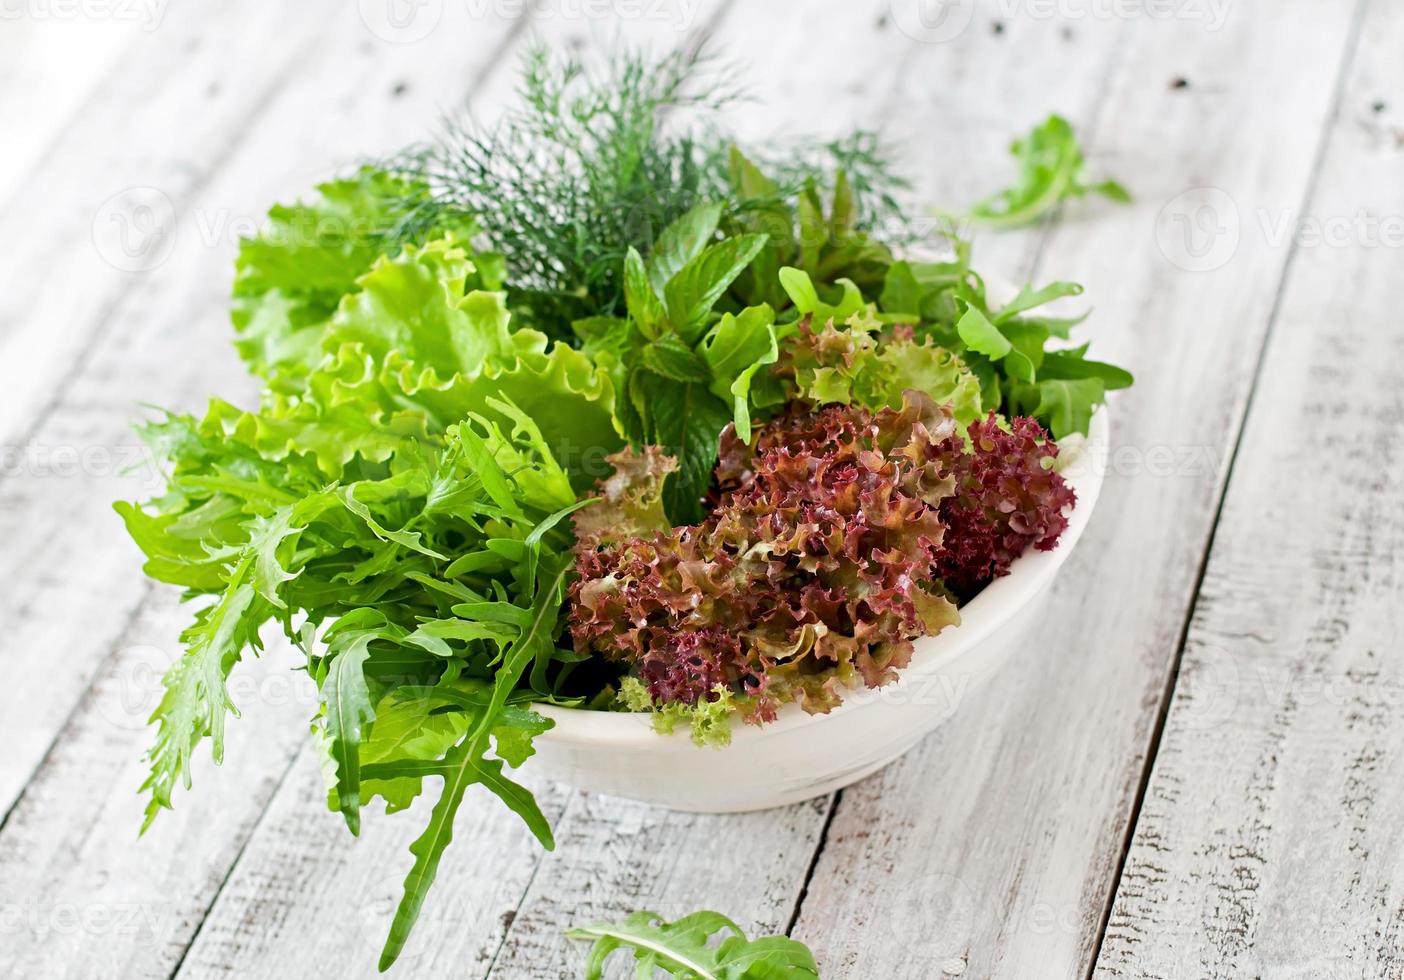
top-left (2, 1), bottom-right (1400, 977)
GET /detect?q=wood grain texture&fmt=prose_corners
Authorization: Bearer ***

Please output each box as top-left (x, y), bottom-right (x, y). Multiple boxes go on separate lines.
top-left (0, 17), bottom-right (146, 202)
top-left (0, 595), bottom-right (308, 980)
top-left (0, 0), bottom-right (526, 822)
top-left (1094, 3), bottom-right (1404, 977)
top-left (489, 793), bottom-right (834, 978)
top-left (0, 4), bottom-right (527, 977)
top-left (0, 0), bottom-right (347, 817)
top-left (0, 1), bottom-right (338, 443)
top-left (788, 3), bottom-right (1367, 978)
top-left (173, 754), bottom-right (573, 980)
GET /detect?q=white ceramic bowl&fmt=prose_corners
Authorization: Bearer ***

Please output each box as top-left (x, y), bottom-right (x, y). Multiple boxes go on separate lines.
top-left (532, 407), bottom-right (1109, 813)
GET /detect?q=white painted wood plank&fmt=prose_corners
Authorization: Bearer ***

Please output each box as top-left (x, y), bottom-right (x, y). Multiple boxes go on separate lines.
top-left (0, 1), bottom-right (348, 441)
top-left (486, 2), bottom-right (1135, 976)
top-left (0, 7), bottom-right (527, 979)
top-left (1094, 3), bottom-right (1404, 976)
top-left (174, 753), bottom-right (573, 980)
top-left (789, 3), bottom-right (1366, 978)
top-left (0, 0), bottom-right (525, 822)
top-left (0, 16), bottom-right (146, 202)
top-left (490, 794), bottom-right (834, 977)
top-left (0, 595), bottom-right (309, 980)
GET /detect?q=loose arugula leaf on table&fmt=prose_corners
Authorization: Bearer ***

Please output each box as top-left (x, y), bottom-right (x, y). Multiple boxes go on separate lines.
top-left (568, 910), bottom-right (821, 979)
top-left (961, 114), bottom-right (1130, 229)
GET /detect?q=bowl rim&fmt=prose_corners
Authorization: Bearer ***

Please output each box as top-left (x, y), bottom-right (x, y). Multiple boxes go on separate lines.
top-left (535, 404), bottom-right (1110, 748)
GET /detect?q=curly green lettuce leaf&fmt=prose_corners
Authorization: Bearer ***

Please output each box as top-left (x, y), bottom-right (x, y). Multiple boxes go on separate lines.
top-left (617, 677), bottom-right (737, 748)
top-left (231, 168), bottom-right (483, 381)
top-left (224, 239), bottom-right (622, 488)
top-left (567, 909), bottom-right (820, 980)
top-left (777, 307), bottom-right (981, 424)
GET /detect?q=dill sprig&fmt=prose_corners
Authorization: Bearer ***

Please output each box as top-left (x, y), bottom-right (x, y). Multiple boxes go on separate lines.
top-left (387, 45), bottom-right (911, 335)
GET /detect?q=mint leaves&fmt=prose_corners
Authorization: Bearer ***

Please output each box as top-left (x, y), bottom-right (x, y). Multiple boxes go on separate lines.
top-left (608, 204), bottom-right (782, 523)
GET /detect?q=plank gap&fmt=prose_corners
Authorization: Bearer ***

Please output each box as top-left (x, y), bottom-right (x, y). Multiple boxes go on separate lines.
top-left (783, 791), bottom-right (842, 937)
top-left (479, 792), bottom-right (580, 979)
top-left (1082, 2), bottom-right (1374, 974)
top-left (0, 580), bottom-right (154, 840)
top-left (161, 747), bottom-right (307, 980)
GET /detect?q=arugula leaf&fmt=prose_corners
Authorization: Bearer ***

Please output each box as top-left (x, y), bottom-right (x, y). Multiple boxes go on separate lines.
top-left (964, 114), bottom-right (1130, 229)
top-left (377, 552), bottom-right (569, 970)
top-left (699, 304), bottom-right (779, 441)
top-left (778, 267), bottom-right (867, 325)
top-left (138, 558), bottom-right (270, 831)
top-left (1028, 377), bottom-right (1105, 439)
top-left (568, 910), bottom-right (820, 979)
top-left (318, 618), bottom-right (405, 835)
top-left (876, 245), bottom-right (1128, 436)
top-left (994, 280), bottom-right (1084, 323)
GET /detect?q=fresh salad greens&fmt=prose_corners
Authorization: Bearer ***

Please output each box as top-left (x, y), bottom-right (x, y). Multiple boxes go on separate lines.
top-left (962, 113), bottom-right (1130, 229)
top-left (116, 46), bottom-right (1132, 972)
top-left (568, 910), bottom-right (820, 979)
